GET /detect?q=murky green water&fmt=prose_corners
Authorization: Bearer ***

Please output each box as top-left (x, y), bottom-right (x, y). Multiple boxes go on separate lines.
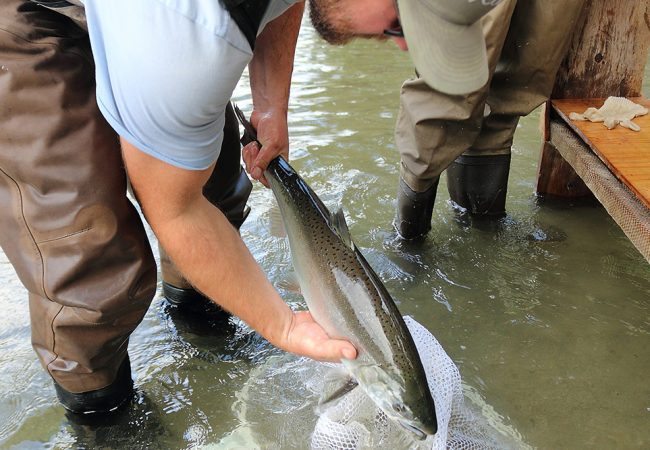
top-left (1, 22), bottom-right (649, 450)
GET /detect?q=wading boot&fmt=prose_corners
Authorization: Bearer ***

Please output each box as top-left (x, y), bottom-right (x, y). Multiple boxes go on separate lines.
top-left (395, 177), bottom-right (439, 240)
top-left (64, 386), bottom-right (168, 448)
top-left (446, 153), bottom-right (511, 218)
top-left (54, 355), bottom-right (133, 416)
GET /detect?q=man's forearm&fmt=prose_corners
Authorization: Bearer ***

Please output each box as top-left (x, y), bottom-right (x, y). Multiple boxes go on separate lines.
top-left (243, 2), bottom-right (304, 185)
top-left (248, 2), bottom-right (304, 112)
top-left (156, 195), bottom-right (294, 345)
top-left (121, 139), bottom-right (293, 347)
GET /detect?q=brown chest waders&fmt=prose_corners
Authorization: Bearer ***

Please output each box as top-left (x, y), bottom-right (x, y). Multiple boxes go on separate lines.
top-left (0, 0), bottom-right (264, 415)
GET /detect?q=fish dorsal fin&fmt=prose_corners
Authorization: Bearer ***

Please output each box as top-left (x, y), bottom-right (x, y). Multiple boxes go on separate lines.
top-left (330, 209), bottom-right (354, 249)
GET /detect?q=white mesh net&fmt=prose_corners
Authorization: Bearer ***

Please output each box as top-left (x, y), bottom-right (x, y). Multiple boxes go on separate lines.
top-left (215, 317), bottom-right (528, 449)
top-left (310, 317), bottom-right (524, 450)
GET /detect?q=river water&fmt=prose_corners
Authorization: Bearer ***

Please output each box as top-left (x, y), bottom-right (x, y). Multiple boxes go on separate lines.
top-left (1, 21), bottom-right (649, 450)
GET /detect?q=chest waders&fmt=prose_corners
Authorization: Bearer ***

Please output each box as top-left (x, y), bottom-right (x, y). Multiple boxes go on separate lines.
top-left (394, 0), bottom-right (586, 240)
top-left (0, 0), bottom-right (265, 417)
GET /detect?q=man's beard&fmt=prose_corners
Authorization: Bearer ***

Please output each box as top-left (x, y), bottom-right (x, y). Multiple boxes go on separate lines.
top-left (308, 0), bottom-right (355, 45)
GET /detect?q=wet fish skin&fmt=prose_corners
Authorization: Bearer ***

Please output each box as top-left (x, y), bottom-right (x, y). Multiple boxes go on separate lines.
top-left (265, 156), bottom-right (437, 439)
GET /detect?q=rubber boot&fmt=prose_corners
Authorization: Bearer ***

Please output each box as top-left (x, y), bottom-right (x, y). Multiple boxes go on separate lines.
top-left (63, 386), bottom-right (168, 449)
top-left (446, 153), bottom-right (511, 218)
top-left (394, 177), bottom-right (439, 240)
top-left (54, 355), bottom-right (134, 416)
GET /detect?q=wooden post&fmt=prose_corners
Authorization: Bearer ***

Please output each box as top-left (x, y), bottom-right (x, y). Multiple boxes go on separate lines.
top-left (536, 0), bottom-right (650, 197)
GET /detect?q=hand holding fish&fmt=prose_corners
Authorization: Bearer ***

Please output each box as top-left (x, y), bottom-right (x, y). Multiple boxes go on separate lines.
top-left (282, 311), bottom-right (358, 363)
top-left (242, 108), bottom-right (289, 188)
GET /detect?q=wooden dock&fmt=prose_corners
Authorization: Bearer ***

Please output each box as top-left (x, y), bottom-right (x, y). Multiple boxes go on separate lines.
top-left (539, 98), bottom-right (650, 263)
top-left (535, 1), bottom-right (650, 263)
top-left (552, 97), bottom-right (650, 210)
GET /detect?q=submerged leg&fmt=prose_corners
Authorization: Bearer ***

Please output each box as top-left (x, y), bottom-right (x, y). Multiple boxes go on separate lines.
top-left (0, 0), bottom-right (156, 414)
top-left (393, 0), bottom-right (517, 239)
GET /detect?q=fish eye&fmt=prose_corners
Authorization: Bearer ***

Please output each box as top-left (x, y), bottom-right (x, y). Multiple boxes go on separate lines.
top-left (392, 402), bottom-right (406, 413)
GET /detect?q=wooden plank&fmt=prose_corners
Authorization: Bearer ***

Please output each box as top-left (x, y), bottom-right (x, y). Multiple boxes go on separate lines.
top-left (549, 119), bottom-right (650, 263)
top-left (552, 97), bottom-right (650, 209)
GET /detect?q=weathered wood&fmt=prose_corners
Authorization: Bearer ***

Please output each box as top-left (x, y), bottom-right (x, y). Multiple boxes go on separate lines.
top-left (553, 97), bottom-right (650, 209)
top-left (536, 0), bottom-right (650, 197)
top-left (536, 102), bottom-right (592, 198)
top-left (536, 140), bottom-right (592, 198)
top-left (552, 0), bottom-right (650, 99)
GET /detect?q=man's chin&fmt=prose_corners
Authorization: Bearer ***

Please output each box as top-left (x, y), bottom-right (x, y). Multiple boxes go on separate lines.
top-left (308, 0), bottom-right (355, 45)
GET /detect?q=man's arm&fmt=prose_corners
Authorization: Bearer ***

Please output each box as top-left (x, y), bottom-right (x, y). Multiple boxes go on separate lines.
top-left (122, 138), bottom-right (356, 362)
top-left (243, 1), bottom-right (305, 186)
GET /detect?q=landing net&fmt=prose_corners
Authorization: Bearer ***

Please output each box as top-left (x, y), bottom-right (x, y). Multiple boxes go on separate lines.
top-left (220, 317), bottom-right (528, 449)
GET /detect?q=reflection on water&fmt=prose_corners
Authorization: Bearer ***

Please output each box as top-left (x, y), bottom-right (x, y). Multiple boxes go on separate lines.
top-left (1, 22), bottom-right (649, 450)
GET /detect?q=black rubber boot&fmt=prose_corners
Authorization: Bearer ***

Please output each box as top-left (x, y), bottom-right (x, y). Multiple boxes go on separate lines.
top-left (203, 166), bottom-right (252, 230)
top-left (64, 387), bottom-right (169, 449)
top-left (394, 177), bottom-right (439, 240)
top-left (54, 355), bottom-right (133, 416)
top-left (446, 153), bottom-right (511, 218)
top-left (162, 282), bottom-right (208, 306)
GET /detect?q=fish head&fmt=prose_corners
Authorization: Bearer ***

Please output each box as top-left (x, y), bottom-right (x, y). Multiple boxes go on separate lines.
top-left (392, 375), bottom-right (438, 440)
top-left (386, 398), bottom-right (437, 440)
top-left (354, 364), bottom-right (437, 440)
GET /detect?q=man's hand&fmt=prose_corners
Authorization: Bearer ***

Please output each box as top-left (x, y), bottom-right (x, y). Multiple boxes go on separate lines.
top-left (245, 1), bottom-right (304, 187)
top-left (242, 108), bottom-right (289, 187)
top-left (283, 311), bottom-right (358, 362)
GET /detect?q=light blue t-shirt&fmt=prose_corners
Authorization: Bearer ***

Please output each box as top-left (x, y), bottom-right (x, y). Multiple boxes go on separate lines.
top-left (81, 0), bottom-right (298, 170)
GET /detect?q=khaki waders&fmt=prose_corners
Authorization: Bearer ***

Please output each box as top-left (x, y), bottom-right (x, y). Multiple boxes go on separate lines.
top-left (395, 0), bottom-right (587, 238)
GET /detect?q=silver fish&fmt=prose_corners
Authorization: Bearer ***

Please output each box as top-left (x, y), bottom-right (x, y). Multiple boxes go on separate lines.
top-left (265, 156), bottom-right (438, 440)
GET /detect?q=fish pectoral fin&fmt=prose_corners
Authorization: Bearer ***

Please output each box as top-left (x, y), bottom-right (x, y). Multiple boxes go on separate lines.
top-left (268, 201), bottom-right (287, 238)
top-left (276, 271), bottom-right (302, 294)
top-left (317, 375), bottom-right (359, 414)
top-left (330, 209), bottom-right (354, 249)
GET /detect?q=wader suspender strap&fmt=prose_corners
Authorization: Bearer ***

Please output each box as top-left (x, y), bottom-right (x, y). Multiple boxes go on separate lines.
top-left (219, 0), bottom-right (271, 50)
top-left (31, 0), bottom-right (271, 51)
top-left (29, 0), bottom-right (87, 29)
top-left (30, 0), bottom-right (74, 6)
